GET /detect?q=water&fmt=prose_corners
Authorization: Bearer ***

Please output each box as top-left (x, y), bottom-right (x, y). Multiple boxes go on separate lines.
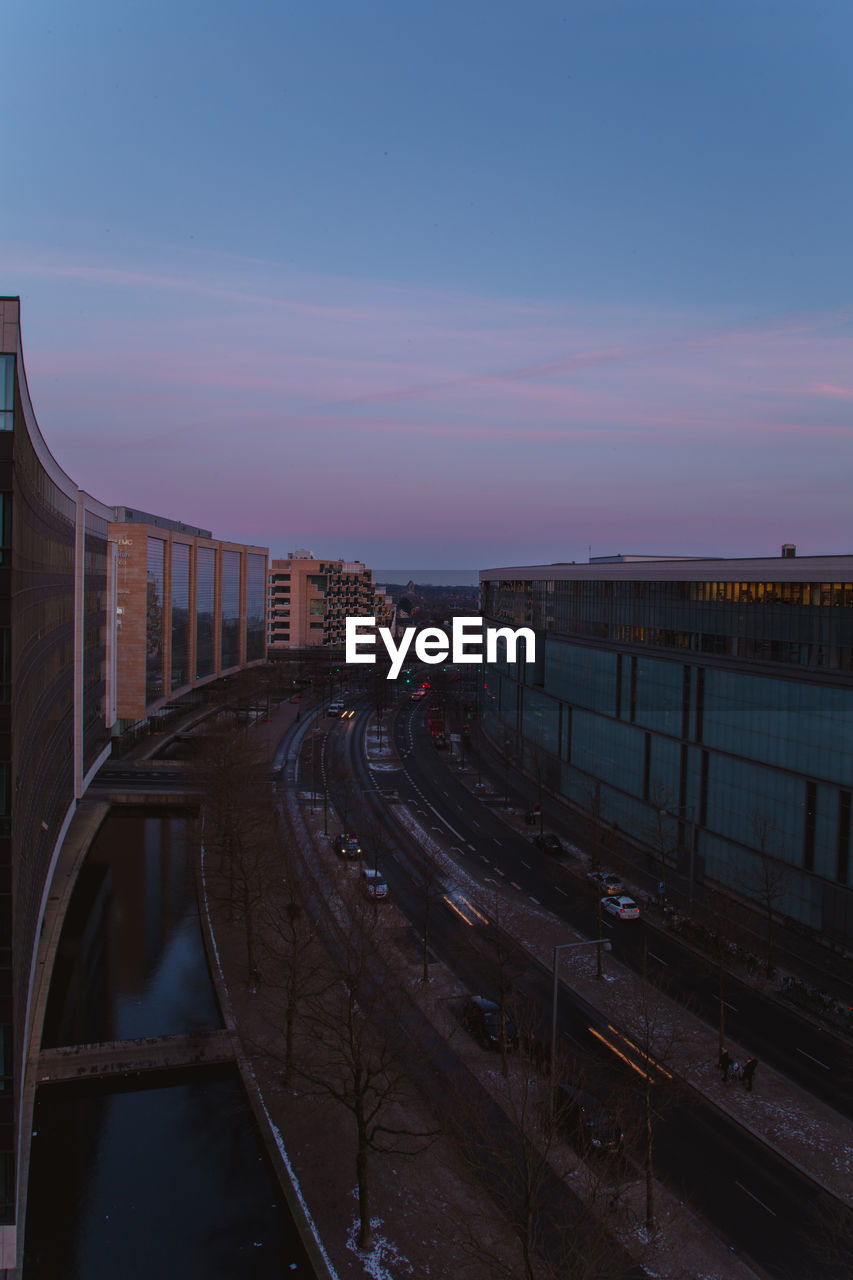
top-left (26, 809), bottom-right (313, 1278)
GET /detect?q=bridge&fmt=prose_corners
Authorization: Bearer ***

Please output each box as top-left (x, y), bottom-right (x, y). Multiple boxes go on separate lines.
top-left (36, 1029), bottom-right (235, 1085)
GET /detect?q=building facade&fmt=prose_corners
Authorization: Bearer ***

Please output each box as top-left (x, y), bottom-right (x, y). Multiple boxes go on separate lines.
top-left (110, 510), bottom-right (267, 723)
top-left (0, 298), bottom-right (117, 1262)
top-left (268, 551), bottom-right (391, 650)
top-left (480, 553), bottom-right (853, 943)
top-left (0, 298), bottom-right (271, 1268)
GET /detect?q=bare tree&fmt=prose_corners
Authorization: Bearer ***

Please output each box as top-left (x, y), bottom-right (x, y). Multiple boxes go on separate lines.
top-left (295, 895), bottom-right (438, 1250)
top-left (195, 725), bottom-right (277, 981)
top-left (645, 783), bottom-right (679, 887)
top-left (415, 851), bottom-right (445, 985)
top-left (448, 1010), bottom-right (638, 1280)
top-left (256, 816), bottom-right (334, 1086)
top-left (746, 813), bottom-right (789, 980)
top-left (611, 945), bottom-right (685, 1237)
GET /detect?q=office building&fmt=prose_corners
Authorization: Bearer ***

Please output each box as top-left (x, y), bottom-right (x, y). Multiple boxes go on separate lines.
top-left (480, 552), bottom-right (853, 942)
top-left (0, 298), bottom-right (269, 1265)
top-left (110, 509), bottom-right (267, 723)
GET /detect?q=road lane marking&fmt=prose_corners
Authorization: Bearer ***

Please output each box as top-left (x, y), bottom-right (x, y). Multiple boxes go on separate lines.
top-left (723, 1001), bottom-right (739, 1013)
top-left (797, 1048), bottom-right (830, 1069)
top-left (556, 887), bottom-right (568, 896)
top-left (426, 803), bottom-right (466, 844)
top-left (494, 867), bottom-right (505, 876)
top-left (529, 896), bottom-right (540, 905)
top-left (520, 860), bottom-right (531, 869)
top-left (648, 952), bottom-right (668, 966)
top-left (734, 1182), bottom-right (776, 1216)
top-left (511, 881), bottom-right (522, 891)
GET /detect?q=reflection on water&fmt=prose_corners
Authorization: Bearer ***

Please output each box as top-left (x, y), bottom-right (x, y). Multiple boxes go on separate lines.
top-left (24, 1071), bottom-right (301, 1279)
top-left (29, 809), bottom-right (313, 1277)
top-left (42, 809), bottom-right (220, 1047)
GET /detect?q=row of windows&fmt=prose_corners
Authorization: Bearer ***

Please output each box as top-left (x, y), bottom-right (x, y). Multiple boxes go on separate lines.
top-left (483, 577), bottom-right (853, 672)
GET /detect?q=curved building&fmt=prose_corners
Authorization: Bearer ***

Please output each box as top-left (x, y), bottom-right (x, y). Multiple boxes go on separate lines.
top-left (481, 554), bottom-right (853, 945)
top-left (0, 298), bottom-right (116, 1264)
top-left (0, 298), bottom-right (269, 1271)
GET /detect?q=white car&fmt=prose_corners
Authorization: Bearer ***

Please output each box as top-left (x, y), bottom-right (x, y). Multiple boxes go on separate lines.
top-left (601, 895), bottom-right (640, 920)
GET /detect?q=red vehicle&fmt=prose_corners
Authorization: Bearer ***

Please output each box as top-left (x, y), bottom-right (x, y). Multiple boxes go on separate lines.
top-left (427, 710), bottom-right (447, 748)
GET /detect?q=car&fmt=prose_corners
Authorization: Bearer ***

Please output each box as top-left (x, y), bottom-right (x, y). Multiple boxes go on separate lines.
top-left (532, 832), bottom-right (562, 854)
top-left (327, 701), bottom-right (344, 716)
top-left (554, 1083), bottom-right (623, 1154)
top-left (335, 832), bottom-right (361, 859)
top-left (410, 689), bottom-right (426, 701)
top-left (362, 867), bottom-right (389, 900)
top-left (461, 996), bottom-right (518, 1051)
top-left (586, 870), bottom-right (624, 896)
top-left (601, 894), bottom-right (640, 920)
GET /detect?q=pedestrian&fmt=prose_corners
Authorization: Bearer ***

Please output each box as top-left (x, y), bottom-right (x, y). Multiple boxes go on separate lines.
top-left (743, 1058), bottom-right (758, 1092)
top-left (718, 1047), bottom-right (731, 1082)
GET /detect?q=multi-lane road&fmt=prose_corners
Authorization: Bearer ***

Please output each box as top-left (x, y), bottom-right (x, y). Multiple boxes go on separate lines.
top-left (306, 693), bottom-right (853, 1280)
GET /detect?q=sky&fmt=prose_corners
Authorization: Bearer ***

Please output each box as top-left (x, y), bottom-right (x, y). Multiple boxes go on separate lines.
top-left (3, 1), bottom-right (852, 572)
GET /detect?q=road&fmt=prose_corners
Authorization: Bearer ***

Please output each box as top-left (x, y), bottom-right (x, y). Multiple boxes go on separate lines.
top-left (304, 694), bottom-right (853, 1280)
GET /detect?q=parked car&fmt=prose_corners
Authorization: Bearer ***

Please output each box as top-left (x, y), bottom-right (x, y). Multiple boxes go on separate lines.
top-left (335, 832), bottom-right (361, 859)
top-left (362, 867), bottom-right (389, 900)
top-left (532, 832), bottom-right (562, 854)
top-left (586, 870), bottom-right (624, 896)
top-left (601, 894), bottom-right (640, 920)
top-left (554, 1083), bottom-right (623, 1154)
top-left (461, 996), bottom-right (518, 1051)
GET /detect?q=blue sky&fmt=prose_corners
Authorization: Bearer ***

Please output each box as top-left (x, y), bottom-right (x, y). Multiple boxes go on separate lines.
top-left (4, 1), bottom-right (852, 569)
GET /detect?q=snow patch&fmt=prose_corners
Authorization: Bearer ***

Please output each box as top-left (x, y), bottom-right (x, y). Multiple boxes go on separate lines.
top-left (346, 1209), bottom-right (414, 1279)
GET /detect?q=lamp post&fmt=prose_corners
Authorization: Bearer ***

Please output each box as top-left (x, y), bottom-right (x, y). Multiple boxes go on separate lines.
top-left (550, 938), bottom-right (612, 1117)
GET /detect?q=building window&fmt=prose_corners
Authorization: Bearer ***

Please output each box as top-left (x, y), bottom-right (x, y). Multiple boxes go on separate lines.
top-left (196, 547), bottom-right (216, 678)
top-left (146, 538), bottom-right (166, 703)
top-left (804, 781), bottom-right (817, 872)
top-left (221, 550), bottom-right (240, 669)
top-left (0, 356), bottom-right (13, 431)
top-left (838, 791), bottom-right (851, 886)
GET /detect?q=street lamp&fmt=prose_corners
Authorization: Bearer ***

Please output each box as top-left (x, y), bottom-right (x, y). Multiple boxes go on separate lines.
top-left (550, 938), bottom-right (612, 1117)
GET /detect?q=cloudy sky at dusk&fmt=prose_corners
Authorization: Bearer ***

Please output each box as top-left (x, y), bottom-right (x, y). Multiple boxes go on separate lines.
top-left (4, 1), bottom-right (852, 573)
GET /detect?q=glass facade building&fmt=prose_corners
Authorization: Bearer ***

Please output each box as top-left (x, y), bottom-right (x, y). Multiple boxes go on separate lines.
top-left (0, 300), bottom-right (117, 1255)
top-left (481, 555), bottom-right (853, 943)
top-left (0, 299), bottom-right (270, 1267)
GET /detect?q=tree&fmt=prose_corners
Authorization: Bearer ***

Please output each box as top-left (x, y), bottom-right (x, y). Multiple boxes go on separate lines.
top-left (746, 813), bottom-right (789, 980)
top-left (447, 1006), bottom-right (638, 1280)
top-left (296, 892), bottom-right (438, 1250)
top-left (257, 811), bottom-right (333, 1086)
top-left (415, 851), bottom-right (445, 985)
top-left (645, 783), bottom-right (679, 887)
top-left (611, 944), bottom-right (685, 1237)
top-left (195, 724), bottom-right (277, 981)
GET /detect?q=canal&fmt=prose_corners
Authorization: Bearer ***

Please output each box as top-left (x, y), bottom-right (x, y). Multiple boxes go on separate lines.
top-left (24, 808), bottom-right (315, 1278)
